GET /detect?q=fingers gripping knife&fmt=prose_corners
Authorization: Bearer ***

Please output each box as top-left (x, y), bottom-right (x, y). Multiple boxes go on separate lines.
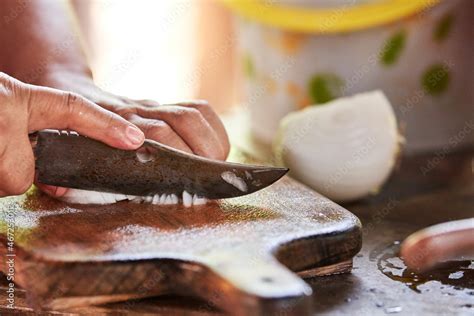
top-left (33, 130), bottom-right (288, 199)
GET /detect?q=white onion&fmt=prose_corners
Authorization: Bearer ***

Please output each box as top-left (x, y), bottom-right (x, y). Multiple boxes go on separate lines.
top-left (193, 194), bottom-right (207, 205)
top-left (182, 190), bottom-right (193, 207)
top-left (56, 188), bottom-right (207, 207)
top-left (274, 90), bottom-right (401, 202)
top-left (220, 171), bottom-right (248, 192)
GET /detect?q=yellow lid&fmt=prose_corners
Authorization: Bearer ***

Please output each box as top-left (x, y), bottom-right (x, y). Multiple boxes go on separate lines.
top-left (219, 0), bottom-right (440, 33)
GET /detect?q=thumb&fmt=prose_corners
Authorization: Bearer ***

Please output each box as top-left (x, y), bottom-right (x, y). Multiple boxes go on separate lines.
top-left (25, 84), bottom-right (144, 149)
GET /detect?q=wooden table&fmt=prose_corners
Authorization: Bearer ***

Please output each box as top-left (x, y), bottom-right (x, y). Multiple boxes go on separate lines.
top-left (1, 121), bottom-right (473, 315)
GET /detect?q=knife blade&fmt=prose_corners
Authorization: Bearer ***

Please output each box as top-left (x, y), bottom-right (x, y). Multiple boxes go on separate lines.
top-left (33, 130), bottom-right (288, 199)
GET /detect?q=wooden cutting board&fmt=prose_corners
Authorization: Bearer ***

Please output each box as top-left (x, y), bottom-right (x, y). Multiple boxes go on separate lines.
top-left (0, 152), bottom-right (361, 315)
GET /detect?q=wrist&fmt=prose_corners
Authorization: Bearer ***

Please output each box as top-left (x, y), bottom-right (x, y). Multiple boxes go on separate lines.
top-left (34, 66), bottom-right (114, 107)
top-left (34, 66), bottom-right (132, 114)
top-left (35, 65), bottom-right (93, 90)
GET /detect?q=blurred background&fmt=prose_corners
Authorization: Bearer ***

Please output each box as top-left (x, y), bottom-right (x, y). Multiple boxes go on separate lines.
top-left (70, 0), bottom-right (473, 155)
top-left (71, 0), bottom-right (237, 113)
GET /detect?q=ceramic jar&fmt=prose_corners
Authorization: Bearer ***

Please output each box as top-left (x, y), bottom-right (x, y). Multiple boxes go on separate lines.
top-left (222, 0), bottom-right (473, 154)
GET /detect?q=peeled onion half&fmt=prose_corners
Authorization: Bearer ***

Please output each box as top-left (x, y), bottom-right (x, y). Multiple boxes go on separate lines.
top-left (274, 90), bottom-right (402, 203)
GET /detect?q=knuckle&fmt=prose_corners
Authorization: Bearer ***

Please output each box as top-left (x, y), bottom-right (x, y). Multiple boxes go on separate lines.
top-left (139, 99), bottom-right (160, 107)
top-left (117, 107), bottom-right (138, 118)
top-left (194, 101), bottom-right (211, 112)
top-left (185, 100), bottom-right (211, 111)
top-left (163, 107), bottom-right (202, 123)
top-left (63, 92), bottom-right (84, 117)
top-left (145, 121), bottom-right (173, 139)
top-left (181, 108), bottom-right (203, 122)
top-left (64, 92), bottom-right (83, 110)
top-left (61, 92), bottom-right (84, 128)
top-left (120, 107), bottom-right (140, 124)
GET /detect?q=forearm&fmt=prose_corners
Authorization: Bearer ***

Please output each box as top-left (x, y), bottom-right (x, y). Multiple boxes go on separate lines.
top-left (0, 0), bottom-right (92, 85)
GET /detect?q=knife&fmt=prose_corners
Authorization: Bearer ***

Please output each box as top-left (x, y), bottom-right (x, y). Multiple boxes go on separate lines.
top-left (33, 129), bottom-right (288, 199)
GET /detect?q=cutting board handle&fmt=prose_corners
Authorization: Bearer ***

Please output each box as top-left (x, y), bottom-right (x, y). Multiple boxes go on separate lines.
top-left (192, 249), bottom-right (313, 314)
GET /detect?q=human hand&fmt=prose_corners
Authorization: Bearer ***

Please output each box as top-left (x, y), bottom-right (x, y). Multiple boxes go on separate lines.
top-left (0, 72), bottom-right (145, 197)
top-left (35, 71), bottom-right (230, 199)
top-left (40, 71), bottom-right (230, 161)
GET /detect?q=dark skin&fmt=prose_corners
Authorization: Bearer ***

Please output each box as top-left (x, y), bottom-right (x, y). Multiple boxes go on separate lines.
top-left (0, 0), bottom-right (230, 198)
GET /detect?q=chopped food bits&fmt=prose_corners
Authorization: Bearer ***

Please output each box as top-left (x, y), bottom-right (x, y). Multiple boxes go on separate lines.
top-left (55, 188), bottom-right (207, 207)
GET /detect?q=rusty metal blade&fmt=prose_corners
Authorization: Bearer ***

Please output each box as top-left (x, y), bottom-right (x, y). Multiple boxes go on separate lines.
top-left (34, 130), bottom-right (288, 199)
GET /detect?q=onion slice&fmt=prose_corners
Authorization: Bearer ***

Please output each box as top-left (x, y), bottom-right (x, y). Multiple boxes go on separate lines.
top-left (55, 188), bottom-right (207, 207)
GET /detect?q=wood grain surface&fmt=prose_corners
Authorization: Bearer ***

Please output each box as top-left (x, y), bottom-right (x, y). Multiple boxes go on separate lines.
top-left (0, 150), bottom-right (362, 315)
